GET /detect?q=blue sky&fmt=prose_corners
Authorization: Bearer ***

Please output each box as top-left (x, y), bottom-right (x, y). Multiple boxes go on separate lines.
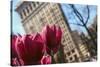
top-left (12, 0), bottom-right (25, 35)
top-left (61, 4), bottom-right (97, 34)
top-left (12, 0), bottom-right (97, 35)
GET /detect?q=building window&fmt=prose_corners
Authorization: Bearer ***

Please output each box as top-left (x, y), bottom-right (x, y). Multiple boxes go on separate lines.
top-left (72, 49), bottom-right (75, 53)
top-left (70, 57), bottom-right (73, 61)
top-left (29, 4), bottom-right (32, 11)
top-left (67, 52), bottom-right (71, 56)
top-left (49, 19), bottom-right (52, 23)
top-left (23, 9), bottom-right (26, 16)
top-left (32, 2), bottom-right (36, 7)
top-left (50, 8), bottom-right (54, 13)
top-left (30, 26), bottom-right (33, 31)
top-left (68, 38), bottom-right (71, 44)
top-left (63, 39), bottom-right (66, 43)
top-left (37, 2), bottom-right (39, 5)
top-left (40, 17), bottom-right (44, 22)
top-left (74, 54), bottom-right (79, 62)
top-left (26, 7), bottom-right (29, 14)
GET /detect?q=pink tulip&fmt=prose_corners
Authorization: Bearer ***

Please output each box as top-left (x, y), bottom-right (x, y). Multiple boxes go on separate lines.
top-left (41, 55), bottom-right (51, 64)
top-left (41, 25), bottom-right (62, 54)
top-left (15, 33), bottom-right (45, 65)
top-left (11, 34), bottom-right (19, 58)
top-left (11, 35), bottom-right (17, 66)
top-left (11, 58), bottom-right (24, 66)
top-left (11, 34), bottom-right (24, 66)
top-left (12, 58), bottom-right (20, 66)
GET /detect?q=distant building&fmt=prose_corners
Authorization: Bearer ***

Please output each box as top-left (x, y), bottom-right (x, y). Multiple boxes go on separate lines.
top-left (15, 1), bottom-right (82, 62)
top-left (78, 15), bottom-right (97, 57)
top-left (88, 15), bottom-right (97, 43)
top-left (87, 15), bottom-right (97, 56)
top-left (72, 30), bottom-right (90, 61)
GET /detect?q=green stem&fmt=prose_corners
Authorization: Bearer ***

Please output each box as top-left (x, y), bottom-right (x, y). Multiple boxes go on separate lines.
top-left (58, 45), bottom-right (66, 63)
top-left (51, 50), bottom-right (55, 64)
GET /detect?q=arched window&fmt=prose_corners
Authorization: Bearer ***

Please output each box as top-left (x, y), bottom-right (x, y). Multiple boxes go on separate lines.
top-left (23, 9), bottom-right (26, 16)
top-left (29, 3), bottom-right (32, 11)
top-left (26, 7), bottom-right (29, 14)
top-left (32, 2), bottom-right (36, 7)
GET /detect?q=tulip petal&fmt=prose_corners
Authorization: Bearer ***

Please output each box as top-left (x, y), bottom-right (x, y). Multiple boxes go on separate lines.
top-left (41, 25), bottom-right (62, 54)
top-left (15, 33), bottom-right (44, 65)
top-left (11, 35), bottom-right (18, 58)
top-left (41, 55), bottom-right (51, 64)
top-left (56, 26), bottom-right (62, 45)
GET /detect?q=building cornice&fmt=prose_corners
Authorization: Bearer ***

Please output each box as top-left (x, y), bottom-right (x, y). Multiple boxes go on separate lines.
top-left (15, 1), bottom-right (24, 12)
top-left (22, 3), bottom-right (48, 25)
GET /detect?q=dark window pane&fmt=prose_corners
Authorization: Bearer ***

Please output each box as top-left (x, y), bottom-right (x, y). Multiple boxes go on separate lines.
top-left (72, 49), bottom-right (75, 53)
top-left (67, 52), bottom-right (71, 56)
top-left (29, 4), bottom-right (32, 10)
top-left (70, 57), bottom-right (73, 60)
top-left (23, 9), bottom-right (26, 16)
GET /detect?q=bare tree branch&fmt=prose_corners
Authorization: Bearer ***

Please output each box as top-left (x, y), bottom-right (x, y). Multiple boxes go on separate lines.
top-left (69, 4), bottom-right (84, 23)
top-left (68, 4), bottom-right (97, 54)
top-left (70, 22), bottom-right (84, 26)
top-left (85, 5), bottom-right (90, 24)
top-left (69, 4), bottom-right (90, 26)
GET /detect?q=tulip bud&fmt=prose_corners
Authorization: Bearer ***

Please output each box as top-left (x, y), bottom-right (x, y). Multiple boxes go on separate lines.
top-left (41, 55), bottom-right (51, 64)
